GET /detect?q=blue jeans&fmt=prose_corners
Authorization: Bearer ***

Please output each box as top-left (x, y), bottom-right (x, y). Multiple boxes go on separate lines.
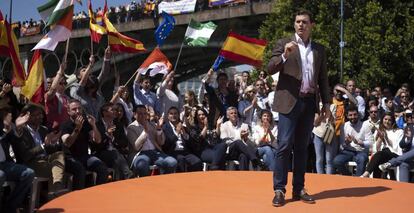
top-left (333, 149), bottom-right (368, 176)
top-left (389, 149), bottom-right (414, 182)
top-left (313, 135), bottom-right (338, 174)
top-left (257, 146), bottom-right (276, 171)
top-left (0, 161), bottom-right (35, 212)
top-left (132, 150), bottom-right (177, 177)
top-left (273, 97), bottom-right (316, 193)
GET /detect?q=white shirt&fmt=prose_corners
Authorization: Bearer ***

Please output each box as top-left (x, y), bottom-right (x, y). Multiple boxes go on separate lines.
top-left (169, 122), bottom-right (185, 151)
top-left (340, 120), bottom-right (373, 152)
top-left (267, 91), bottom-right (279, 122)
top-left (373, 129), bottom-right (403, 155)
top-left (220, 120), bottom-right (249, 145)
top-left (295, 33), bottom-right (315, 94)
top-left (252, 125), bottom-right (278, 146)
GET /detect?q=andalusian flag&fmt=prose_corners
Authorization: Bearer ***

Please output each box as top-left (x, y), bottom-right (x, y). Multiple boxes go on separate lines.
top-left (103, 0), bottom-right (146, 53)
top-left (37, 0), bottom-right (72, 27)
top-left (219, 32), bottom-right (267, 67)
top-left (88, 0), bottom-right (106, 43)
top-left (0, 10), bottom-right (26, 86)
top-left (33, 4), bottom-right (73, 51)
top-left (184, 19), bottom-right (217, 47)
top-left (21, 50), bottom-right (46, 104)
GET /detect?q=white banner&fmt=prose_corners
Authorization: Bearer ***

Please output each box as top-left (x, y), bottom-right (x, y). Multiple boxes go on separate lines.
top-left (158, 0), bottom-right (197, 15)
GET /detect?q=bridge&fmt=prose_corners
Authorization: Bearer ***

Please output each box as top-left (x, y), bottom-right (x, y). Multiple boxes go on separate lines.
top-left (1, 1), bottom-right (273, 95)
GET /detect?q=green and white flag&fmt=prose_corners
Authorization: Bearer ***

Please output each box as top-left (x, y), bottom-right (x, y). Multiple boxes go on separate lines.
top-left (184, 19), bottom-right (217, 47)
top-left (37, 0), bottom-right (72, 27)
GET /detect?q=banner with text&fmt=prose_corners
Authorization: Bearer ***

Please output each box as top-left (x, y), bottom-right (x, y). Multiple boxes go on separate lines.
top-left (208, 0), bottom-right (247, 7)
top-left (158, 0), bottom-right (197, 15)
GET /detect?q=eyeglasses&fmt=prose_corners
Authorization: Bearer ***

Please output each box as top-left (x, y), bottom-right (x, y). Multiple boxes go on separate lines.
top-left (370, 111), bottom-right (378, 114)
top-left (401, 96), bottom-right (408, 98)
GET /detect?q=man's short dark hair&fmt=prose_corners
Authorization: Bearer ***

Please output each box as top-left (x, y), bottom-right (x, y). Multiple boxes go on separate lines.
top-left (21, 104), bottom-right (43, 115)
top-left (295, 9), bottom-right (314, 23)
top-left (133, 104), bottom-right (147, 113)
top-left (68, 99), bottom-right (81, 106)
top-left (168, 106), bottom-right (179, 113)
top-left (346, 104), bottom-right (358, 115)
top-left (216, 72), bottom-right (228, 81)
top-left (99, 103), bottom-right (114, 118)
top-left (242, 71), bottom-right (250, 76)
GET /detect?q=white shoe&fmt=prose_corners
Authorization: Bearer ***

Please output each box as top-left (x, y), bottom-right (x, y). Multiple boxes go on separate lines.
top-left (379, 162), bottom-right (391, 172)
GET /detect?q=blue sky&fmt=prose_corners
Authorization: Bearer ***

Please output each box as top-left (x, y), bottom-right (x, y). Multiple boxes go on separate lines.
top-left (0, 0), bottom-right (135, 22)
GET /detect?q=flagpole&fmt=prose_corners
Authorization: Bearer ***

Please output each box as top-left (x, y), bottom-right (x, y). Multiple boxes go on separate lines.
top-left (90, 37), bottom-right (94, 56)
top-left (63, 39), bottom-right (70, 63)
top-left (173, 42), bottom-right (184, 71)
top-left (9, 0), bottom-right (12, 24)
top-left (123, 69), bottom-right (139, 87)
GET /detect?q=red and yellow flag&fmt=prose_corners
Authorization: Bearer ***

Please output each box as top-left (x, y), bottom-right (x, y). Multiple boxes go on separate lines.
top-left (219, 32), bottom-right (267, 67)
top-left (88, 0), bottom-right (106, 43)
top-left (0, 10), bottom-right (26, 86)
top-left (102, 0), bottom-right (146, 53)
top-left (21, 50), bottom-right (46, 104)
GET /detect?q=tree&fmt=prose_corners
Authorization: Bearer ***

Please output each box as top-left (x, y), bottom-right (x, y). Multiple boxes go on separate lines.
top-left (259, 0), bottom-right (414, 90)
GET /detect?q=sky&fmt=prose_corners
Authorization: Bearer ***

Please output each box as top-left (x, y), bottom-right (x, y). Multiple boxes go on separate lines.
top-left (0, 0), bottom-right (135, 23)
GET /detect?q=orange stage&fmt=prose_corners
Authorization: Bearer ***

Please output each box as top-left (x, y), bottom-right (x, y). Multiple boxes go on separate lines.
top-left (39, 171), bottom-right (414, 212)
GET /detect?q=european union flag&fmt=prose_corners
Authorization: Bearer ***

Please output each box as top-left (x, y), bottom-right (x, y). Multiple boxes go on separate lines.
top-left (155, 11), bottom-right (176, 46)
top-left (212, 55), bottom-right (225, 72)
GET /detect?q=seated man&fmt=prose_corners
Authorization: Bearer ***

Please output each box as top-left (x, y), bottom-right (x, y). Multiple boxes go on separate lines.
top-left (0, 107), bottom-right (34, 212)
top-left (333, 105), bottom-right (372, 176)
top-left (127, 105), bottom-right (177, 176)
top-left (94, 103), bottom-right (133, 180)
top-left (13, 104), bottom-right (66, 196)
top-left (162, 107), bottom-right (202, 172)
top-left (61, 99), bottom-right (108, 189)
top-left (220, 107), bottom-right (261, 170)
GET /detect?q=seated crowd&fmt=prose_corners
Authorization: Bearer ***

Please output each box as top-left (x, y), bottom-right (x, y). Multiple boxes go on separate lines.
top-left (1, 46), bottom-right (413, 212)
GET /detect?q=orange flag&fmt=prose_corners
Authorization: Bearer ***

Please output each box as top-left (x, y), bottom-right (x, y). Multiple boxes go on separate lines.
top-left (137, 47), bottom-right (172, 76)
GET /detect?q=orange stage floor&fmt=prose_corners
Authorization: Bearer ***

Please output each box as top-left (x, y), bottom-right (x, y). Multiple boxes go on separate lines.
top-left (39, 171), bottom-right (414, 212)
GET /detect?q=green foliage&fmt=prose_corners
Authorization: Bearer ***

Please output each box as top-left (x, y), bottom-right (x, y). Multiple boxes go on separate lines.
top-left (259, 0), bottom-right (414, 90)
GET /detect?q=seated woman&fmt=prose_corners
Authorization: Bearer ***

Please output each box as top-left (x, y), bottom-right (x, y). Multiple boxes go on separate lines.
top-left (187, 108), bottom-right (227, 170)
top-left (252, 110), bottom-right (277, 171)
top-left (378, 124), bottom-right (414, 182)
top-left (361, 112), bottom-right (403, 178)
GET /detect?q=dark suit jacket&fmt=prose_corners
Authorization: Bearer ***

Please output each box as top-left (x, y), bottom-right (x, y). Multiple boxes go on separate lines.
top-left (13, 125), bottom-right (60, 164)
top-left (162, 122), bottom-right (190, 155)
top-left (0, 129), bottom-right (19, 162)
top-left (400, 125), bottom-right (413, 153)
top-left (94, 120), bottom-right (130, 155)
top-left (267, 35), bottom-right (331, 114)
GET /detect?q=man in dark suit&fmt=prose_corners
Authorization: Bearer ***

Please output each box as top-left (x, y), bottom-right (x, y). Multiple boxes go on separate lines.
top-left (162, 107), bottom-right (203, 172)
top-left (0, 103), bottom-right (34, 212)
top-left (267, 10), bottom-right (331, 207)
top-left (13, 104), bottom-right (66, 195)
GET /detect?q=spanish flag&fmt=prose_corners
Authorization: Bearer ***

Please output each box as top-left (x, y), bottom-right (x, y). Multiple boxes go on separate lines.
top-left (88, 0), bottom-right (106, 43)
top-left (102, 0), bottom-right (145, 53)
top-left (219, 32), bottom-right (267, 67)
top-left (21, 50), bottom-right (46, 104)
top-left (0, 10), bottom-right (26, 86)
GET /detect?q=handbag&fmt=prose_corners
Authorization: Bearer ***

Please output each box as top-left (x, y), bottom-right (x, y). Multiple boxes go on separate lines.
top-left (312, 118), bottom-right (334, 144)
top-left (322, 122), bottom-right (335, 144)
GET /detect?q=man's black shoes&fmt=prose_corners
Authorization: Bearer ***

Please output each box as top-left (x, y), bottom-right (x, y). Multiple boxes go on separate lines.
top-left (272, 190), bottom-right (285, 207)
top-left (292, 189), bottom-right (316, 204)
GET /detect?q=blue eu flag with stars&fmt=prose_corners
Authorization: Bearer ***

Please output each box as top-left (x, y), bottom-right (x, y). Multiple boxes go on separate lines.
top-left (155, 11), bottom-right (176, 46)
